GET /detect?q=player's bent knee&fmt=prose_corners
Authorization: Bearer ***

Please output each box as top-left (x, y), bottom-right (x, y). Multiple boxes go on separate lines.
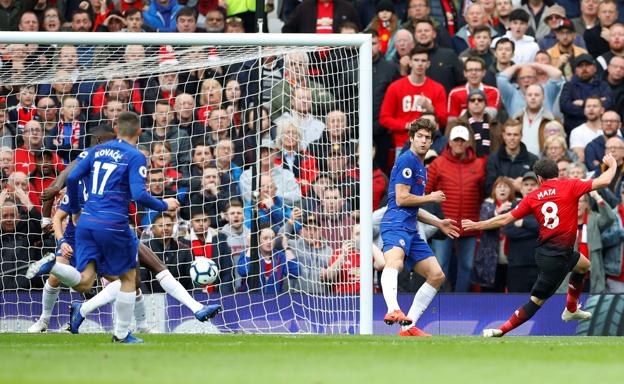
top-left (47, 275), bottom-right (60, 288)
top-left (428, 270), bottom-right (445, 288)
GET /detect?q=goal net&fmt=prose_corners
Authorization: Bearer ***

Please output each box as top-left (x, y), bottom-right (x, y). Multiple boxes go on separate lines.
top-left (0, 33), bottom-right (373, 334)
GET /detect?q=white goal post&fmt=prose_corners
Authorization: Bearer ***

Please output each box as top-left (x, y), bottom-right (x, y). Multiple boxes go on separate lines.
top-left (1, 32), bottom-right (373, 334)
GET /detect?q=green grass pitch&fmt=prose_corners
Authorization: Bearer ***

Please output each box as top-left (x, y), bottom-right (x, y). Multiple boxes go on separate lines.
top-left (1, 334), bottom-right (623, 384)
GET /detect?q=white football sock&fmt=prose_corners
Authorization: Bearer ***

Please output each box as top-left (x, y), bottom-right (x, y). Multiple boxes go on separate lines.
top-left (381, 267), bottom-right (400, 313)
top-left (134, 291), bottom-right (147, 329)
top-left (80, 280), bottom-right (121, 317)
top-left (113, 290), bottom-right (135, 340)
top-left (402, 282), bottom-right (438, 331)
top-left (51, 263), bottom-right (81, 287)
top-left (41, 280), bottom-right (61, 319)
top-left (156, 270), bottom-right (203, 313)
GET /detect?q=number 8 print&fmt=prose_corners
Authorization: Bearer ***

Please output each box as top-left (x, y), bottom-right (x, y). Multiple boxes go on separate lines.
top-left (541, 201), bottom-right (560, 229)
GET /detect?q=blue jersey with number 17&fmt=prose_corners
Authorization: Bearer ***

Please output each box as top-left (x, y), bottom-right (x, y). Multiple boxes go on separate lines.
top-left (66, 138), bottom-right (167, 230)
top-left (381, 149), bottom-right (427, 230)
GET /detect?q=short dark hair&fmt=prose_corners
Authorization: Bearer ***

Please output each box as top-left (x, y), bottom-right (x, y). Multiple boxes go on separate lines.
top-left (71, 8), bottom-right (90, 21)
top-left (225, 199), bottom-right (244, 211)
top-left (190, 207), bottom-right (210, 220)
top-left (339, 21), bottom-right (359, 33)
top-left (124, 7), bottom-right (142, 18)
top-left (585, 95), bottom-right (603, 106)
top-left (495, 37), bottom-right (515, 52)
top-left (364, 29), bottom-right (379, 38)
top-left (408, 118), bottom-right (436, 139)
top-left (533, 159), bottom-right (559, 180)
top-left (176, 7), bottom-right (197, 21)
top-left (414, 18), bottom-right (435, 29)
top-left (464, 56), bottom-right (486, 70)
top-left (153, 212), bottom-right (175, 224)
top-left (509, 9), bottom-right (530, 23)
top-left (116, 111), bottom-right (141, 137)
top-left (409, 45), bottom-right (430, 59)
top-left (472, 25), bottom-right (491, 36)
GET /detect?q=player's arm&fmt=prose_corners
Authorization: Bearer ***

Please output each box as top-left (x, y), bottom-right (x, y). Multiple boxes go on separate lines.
top-left (396, 183), bottom-right (445, 207)
top-left (462, 211), bottom-right (517, 232)
top-left (417, 209), bottom-right (459, 239)
top-left (592, 154), bottom-right (618, 190)
top-left (129, 154), bottom-right (178, 211)
top-left (66, 155), bottom-right (92, 216)
top-left (53, 206), bottom-right (73, 258)
top-left (41, 160), bottom-right (79, 228)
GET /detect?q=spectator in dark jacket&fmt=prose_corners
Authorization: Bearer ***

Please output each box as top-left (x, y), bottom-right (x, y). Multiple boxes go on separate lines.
top-left (585, 110), bottom-right (622, 173)
top-left (282, 0), bottom-right (361, 33)
top-left (560, 54), bottom-right (613, 134)
top-left (501, 172), bottom-right (540, 292)
top-left (0, 0), bottom-right (37, 31)
top-left (485, 119), bottom-right (539, 196)
top-left (0, 198), bottom-right (44, 290)
top-left (179, 209), bottom-right (235, 294)
top-left (369, 29), bottom-right (401, 171)
top-left (141, 213), bottom-right (194, 293)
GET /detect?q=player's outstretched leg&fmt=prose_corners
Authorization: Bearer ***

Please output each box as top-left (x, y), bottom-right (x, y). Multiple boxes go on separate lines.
top-left (26, 253), bottom-right (92, 291)
top-left (381, 247), bottom-right (412, 326)
top-left (28, 278), bottom-right (61, 333)
top-left (483, 298), bottom-right (542, 337)
top-left (562, 255), bottom-right (592, 321)
top-left (399, 257), bottom-right (444, 337)
top-left (139, 244), bottom-right (221, 321)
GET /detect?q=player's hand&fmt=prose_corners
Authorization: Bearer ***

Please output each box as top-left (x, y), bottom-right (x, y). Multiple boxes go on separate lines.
top-left (428, 190), bottom-right (446, 203)
top-left (439, 218), bottom-right (460, 239)
top-left (164, 198), bottom-right (180, 211)
top-left (42, 217), bottom-right (53, 234)
top-left (41, 185), bottom-right (61, 201)
top-left (603, 153), bottom-right (617, 168)
top-left (461, 219), bottom-right (479, 232)
top-left (61, 243), bottom-right (74, 258)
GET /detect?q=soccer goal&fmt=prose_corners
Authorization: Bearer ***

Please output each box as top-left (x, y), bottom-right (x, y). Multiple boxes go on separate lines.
top-left (0, 32), bottom-right (373, 334)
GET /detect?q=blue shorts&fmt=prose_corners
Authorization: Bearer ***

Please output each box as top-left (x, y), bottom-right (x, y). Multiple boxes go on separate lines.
top-left (75, 226), bottom-right (139, 276)
top-left (381, 227), bottom-right (434, 271)
top-left (55, 237), bottom-right (76, 267)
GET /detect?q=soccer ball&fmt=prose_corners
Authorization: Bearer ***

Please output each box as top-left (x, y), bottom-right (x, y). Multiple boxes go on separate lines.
top-left (189, 258), bottom-right (219, 286)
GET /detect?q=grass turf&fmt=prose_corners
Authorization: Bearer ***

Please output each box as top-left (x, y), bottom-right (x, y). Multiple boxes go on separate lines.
top-left (1, 334), bottom-right (623, 384)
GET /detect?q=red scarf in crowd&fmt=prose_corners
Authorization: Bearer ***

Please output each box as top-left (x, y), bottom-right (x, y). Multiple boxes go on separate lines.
top-left (17, 103), bottom-right (37, 130)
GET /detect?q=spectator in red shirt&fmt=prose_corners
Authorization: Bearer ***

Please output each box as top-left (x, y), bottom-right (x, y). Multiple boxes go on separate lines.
top-left (322, 223), bottom-right (385, 294)
top-left (379, 45), bottom-right (448, 162)
top-left (8, 85), bottom-right (37, 134)
top-left (14, 120), bottom-right (62, 176)
top-left (447, 56), bottom-right (501, 123)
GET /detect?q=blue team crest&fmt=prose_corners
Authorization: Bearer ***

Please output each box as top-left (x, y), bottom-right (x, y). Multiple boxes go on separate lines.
top-left (399, 239), bottom-right (406, 246)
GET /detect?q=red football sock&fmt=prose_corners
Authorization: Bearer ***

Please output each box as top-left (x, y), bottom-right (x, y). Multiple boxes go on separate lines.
top-left (566, 273), bottom-right (585, 313)
top-left (499, 300), bottom-right (540, 335)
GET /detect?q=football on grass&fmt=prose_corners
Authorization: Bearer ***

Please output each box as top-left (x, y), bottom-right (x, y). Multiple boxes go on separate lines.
top-left (190, 258), bottom-right (219, 286)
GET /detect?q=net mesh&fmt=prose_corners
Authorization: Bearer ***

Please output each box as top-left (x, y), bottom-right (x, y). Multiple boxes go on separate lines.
top-left (0, 41), bottom-right (362, 334)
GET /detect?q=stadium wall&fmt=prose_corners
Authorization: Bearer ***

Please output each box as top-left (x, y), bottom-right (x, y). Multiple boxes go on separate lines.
top-left (1, 293), bottom-right (579, 335)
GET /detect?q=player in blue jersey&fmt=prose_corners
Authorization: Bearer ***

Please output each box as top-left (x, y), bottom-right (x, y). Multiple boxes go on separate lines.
top-left (28, 112), bottom-right (178, 343)
top-left (380, 118), bottom-right (459, 337)
top-left (29, 124), bottom-right (221, 334)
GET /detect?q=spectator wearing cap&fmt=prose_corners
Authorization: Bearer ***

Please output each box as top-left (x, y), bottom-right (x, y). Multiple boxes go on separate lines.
top-left (596, 23), bottom-right (624, 71)
top-left (143, 0), bottom-right (184, 32)
top-left (365, 0), bottom-right (399, 56)
top-left (492, 9), bottom-right (540, 64)
top-left (501, 171), bottom-right (540, 292)
top-left (452, 88), bottom-right (495, 159)
top-left (584, 0), bottom-right (619, 59)
top-left (426, 125), bottom-right (486, 292)
top-left (485, 118), bottom-right (538, 196)
top-left (547, 19), bottom-right (588, 79)
top-left (519, 0), bottom-right (551, 41)
top-left (239, 140), bottom-right (302, 206)
top-left (560, 54), bottom-right (613, 135)
top-left (448, 56), bottom-right (500, 123)
top-left (538, 4), bottom-right (587, 51)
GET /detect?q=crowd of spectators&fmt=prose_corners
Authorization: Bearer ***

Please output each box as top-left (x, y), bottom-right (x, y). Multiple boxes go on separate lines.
top-left (1, 0), bottom-right (624, 296)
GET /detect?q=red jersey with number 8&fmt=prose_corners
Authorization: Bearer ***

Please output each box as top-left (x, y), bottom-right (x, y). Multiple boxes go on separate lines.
top-left (511, 178), bottom-right (593, 250)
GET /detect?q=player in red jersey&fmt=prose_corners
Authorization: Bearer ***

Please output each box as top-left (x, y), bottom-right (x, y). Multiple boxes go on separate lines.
top-left (462, 155), bottom-right (617, 337)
